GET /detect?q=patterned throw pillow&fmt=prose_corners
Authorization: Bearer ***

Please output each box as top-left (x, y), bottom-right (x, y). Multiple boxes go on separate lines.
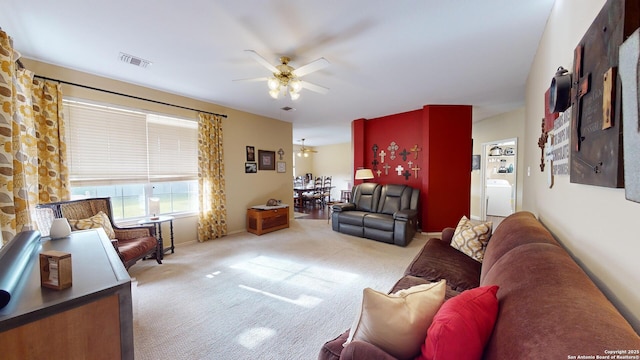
top-left (450, 216), bottom-right (492, 262)
top-left (68, 211), bottom-right (116, 239)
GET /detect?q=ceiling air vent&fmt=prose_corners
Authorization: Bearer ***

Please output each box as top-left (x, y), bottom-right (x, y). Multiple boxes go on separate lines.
top-left (281, 106), bottom-right (296, 112)
top-left (119, 52), bottom-right (152, 68)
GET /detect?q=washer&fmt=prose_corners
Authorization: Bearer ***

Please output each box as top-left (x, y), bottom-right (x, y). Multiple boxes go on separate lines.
top-left (486, 179), bottom-right (513, 217)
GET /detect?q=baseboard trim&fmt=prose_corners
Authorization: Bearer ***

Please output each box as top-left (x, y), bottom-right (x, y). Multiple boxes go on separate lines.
top-left (417, 231), bottom-right (442, 238)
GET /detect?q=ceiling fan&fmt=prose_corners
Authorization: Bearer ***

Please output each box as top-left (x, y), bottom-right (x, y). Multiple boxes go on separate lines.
top-left (297, 138), bottom-right (317, 157)
top-left (237, 50), bottom-right (330, 100)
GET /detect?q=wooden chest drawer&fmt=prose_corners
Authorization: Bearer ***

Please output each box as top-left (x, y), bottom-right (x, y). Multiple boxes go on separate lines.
top-left (246, 207), bottom-right (289, 235)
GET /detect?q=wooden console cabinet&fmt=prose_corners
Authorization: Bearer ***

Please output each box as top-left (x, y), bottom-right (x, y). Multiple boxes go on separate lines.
top-left (246, 205), bottom-right (289, 235)
top-left (0, 229), bottom-right (133, 360)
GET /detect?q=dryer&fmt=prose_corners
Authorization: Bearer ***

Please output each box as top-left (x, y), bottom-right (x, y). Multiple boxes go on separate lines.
top-left (486, 179), bottom-right (513, 217)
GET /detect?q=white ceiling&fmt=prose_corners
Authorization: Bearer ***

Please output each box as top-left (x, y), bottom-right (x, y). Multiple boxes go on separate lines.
top-left (1, 0), bottom-right (554, 146)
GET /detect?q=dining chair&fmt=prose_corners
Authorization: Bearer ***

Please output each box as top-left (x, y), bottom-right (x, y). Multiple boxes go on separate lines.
top-left (321, 176), bottom-right (332, 204)
top-left (304, 177), bottom-right (323, 207)
top-left (293, 176), bottom-right (304, 207)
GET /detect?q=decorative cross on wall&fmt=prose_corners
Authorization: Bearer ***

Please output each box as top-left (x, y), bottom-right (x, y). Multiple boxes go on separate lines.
top-left (379, 150), bottom-right (386, 163)
top-left (402, 170), bottom-right (411, 180)
top-left (372, 144), bottom-right (379, 159)
top-left (383, 163), bottom-right (391, 175)
top-left (407, 161), bottom-right (413, 169)
top-left (371, 159), bottom-right (379, 170)
top-left (376, 169), bottom-right (382, 177)
top-left (410, 144), bottom-right (421, 159)
top-left (388, 142), bottom-right (399, 160)
top-left (537, 118), bottom-right (549, 171)
top-left (277, 148), bottom-right (285, 160)
top-left (399, 149), bottom-right (410, 161)
top-left (395, 165), bottom-right (404, 175)
top-left (411, 166), bottom-right (420, 178)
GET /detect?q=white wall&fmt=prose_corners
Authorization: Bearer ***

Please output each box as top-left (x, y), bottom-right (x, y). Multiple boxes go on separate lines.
top-left (471, 108), bottom-right (526, 219)
top-left (311, 143), bottom-right (353, 202)
top-left (524, 0), bottom-right (640, 331)
top-left (292, 144), bottom-right (314, 178)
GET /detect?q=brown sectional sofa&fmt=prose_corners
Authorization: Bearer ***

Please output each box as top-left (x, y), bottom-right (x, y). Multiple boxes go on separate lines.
top-left (319, 211), bottom-right (640, 359)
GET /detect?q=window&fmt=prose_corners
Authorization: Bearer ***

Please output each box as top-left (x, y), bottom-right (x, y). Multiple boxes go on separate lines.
top-left (64, 100), bottom-right (198, 219)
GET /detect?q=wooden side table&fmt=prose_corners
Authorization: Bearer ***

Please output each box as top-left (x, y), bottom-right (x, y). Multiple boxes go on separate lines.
top-left (246, 205), bottom-right (289, 235)
top-left (138, 216), bottom-right (175, 259)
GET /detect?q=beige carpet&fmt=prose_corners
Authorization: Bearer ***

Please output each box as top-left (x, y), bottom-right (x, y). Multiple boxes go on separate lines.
top-left (128, 219), bottom-right (428, 360)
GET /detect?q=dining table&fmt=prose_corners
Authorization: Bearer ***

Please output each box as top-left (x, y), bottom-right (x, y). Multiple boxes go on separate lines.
top-left (293, 185), bottom-right (335, 208)
top-left (293, 186), bottom-right (313, 208)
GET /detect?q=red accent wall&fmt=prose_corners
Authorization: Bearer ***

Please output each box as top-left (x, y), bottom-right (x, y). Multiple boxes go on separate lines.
top-left (352, 105), bottom-right (471, 232)
top-left (352, 119), bottom-right (367, 185)
top-left (423, 105), bottom-right (472, 231)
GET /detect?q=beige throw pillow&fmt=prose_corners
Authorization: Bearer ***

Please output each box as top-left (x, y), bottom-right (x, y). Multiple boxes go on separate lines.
top-left (68, 211), bottom-right (116, 239)
top-left (451, 216), bottom-right (492, 262)
top-left (344, 280), bottom-right (446, 360)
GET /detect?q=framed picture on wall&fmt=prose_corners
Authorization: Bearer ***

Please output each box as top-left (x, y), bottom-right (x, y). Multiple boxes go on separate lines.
top-left (258, 150), bottom-right (276, 170)
top-left (246, 146), bottom-right (255, 161)
top-left (245, 162), bottom-right (257, 173)
top-left (472, 154), bottom-right (481, 171)
top-left (277, 161), bottom-right (286, 173)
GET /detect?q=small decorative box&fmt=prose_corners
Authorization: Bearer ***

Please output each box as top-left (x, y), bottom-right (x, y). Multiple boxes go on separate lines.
top-left (39, 250), bottom-right (72, 290)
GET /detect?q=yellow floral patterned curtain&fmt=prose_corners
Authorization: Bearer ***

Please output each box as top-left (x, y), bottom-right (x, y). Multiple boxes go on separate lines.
top-left (197, 112), bottom-right (227, 241)
top-left (32, 79), bottom-right (69, 204)
top-left (0, 29), bottom-right (70, 244)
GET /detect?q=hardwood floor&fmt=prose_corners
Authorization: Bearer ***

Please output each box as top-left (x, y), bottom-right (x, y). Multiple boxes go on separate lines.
top-left (295, 202), bottom-right (331, 220)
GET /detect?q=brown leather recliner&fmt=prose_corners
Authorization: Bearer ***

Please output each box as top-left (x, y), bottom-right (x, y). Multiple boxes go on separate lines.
top-left (37, 197), bottom-right (160, 270)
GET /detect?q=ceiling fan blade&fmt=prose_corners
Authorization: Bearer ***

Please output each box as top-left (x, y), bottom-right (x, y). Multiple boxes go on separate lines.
top-left (233, 77), bottom-right (269, 83)
top-left (293, 57), bottom-right (330, 77)
top-left (245, 50), bottom-right (279, 74)
top-left (301, 80), bottom-right (329, 94)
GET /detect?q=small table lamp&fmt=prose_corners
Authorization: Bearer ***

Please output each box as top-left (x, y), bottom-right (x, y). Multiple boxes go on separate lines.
top-left (148, 197), bottom-right (160, 220)
top-left (49, 218), bottom-right (71, 239)
top-left (355, 168), bottom-right (374, 182)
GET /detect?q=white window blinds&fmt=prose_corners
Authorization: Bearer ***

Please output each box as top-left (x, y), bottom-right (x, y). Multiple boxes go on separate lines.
top-left (147, 114), bottom-right (198, 181)
top-left (64, 100), bottom-right (197, 186)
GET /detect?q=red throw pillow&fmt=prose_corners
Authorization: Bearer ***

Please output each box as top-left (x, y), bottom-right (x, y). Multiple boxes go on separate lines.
top-left (416, 285), bottom-right (499, 360)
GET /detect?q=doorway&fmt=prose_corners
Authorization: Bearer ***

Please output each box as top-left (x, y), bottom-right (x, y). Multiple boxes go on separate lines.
top-left (480, 138), bottom-right (517, 222)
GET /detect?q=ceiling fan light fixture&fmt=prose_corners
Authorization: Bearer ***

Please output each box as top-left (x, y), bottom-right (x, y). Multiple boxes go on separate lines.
top-left (267, 77), bottom-right (280, 91)
top-left (297, 138), bottom-right (315, 157)
top-left (241, 50), bottom-right (330, 101)
top-left (289, 78), bottom-right (302, 92)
